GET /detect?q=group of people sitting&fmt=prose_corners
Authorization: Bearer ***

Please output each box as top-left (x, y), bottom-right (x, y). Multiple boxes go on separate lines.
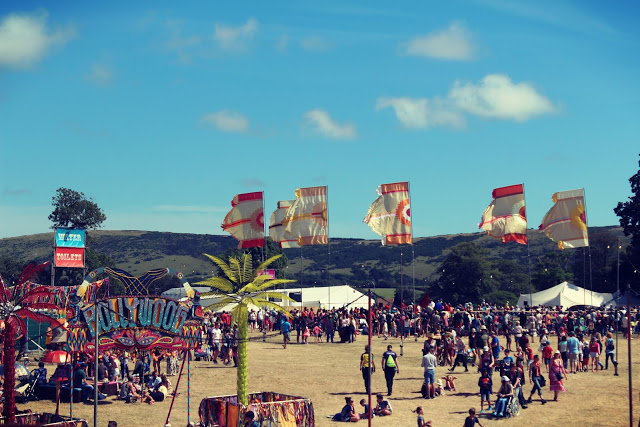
top-left (333, 394), bottom-right (392, 422)
top-left (119, 370), bottom-right (171, 404)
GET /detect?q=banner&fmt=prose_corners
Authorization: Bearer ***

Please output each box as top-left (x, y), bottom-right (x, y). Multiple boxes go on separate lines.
top-left (54, 247), bottom-right (85, 268)
top-left (55, 228), bottom-right (86, 248)
top-left (257, 269), bottom-right (276, 279)
top-left (221, 192), bottom-right (265, 249)
top-left (478, 184), bottom-right (527, 244)
top-left (539, 189), bottom-right (589, 249)
top-left (282, 186), bottom-right (328, 245)
top-left (363, 181), bottom-right (412, 245)
top-left (268, 200), bottom-right (300, 248)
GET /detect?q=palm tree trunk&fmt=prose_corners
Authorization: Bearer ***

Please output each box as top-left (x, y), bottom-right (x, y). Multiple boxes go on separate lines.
top-left (237, 305), bottom-right (249, 405)
top-left (3, 321), bottom-right (16, 422)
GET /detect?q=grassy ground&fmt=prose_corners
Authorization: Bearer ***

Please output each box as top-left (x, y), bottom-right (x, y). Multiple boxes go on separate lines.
top-left (19, 333), bottom-right (640, 426)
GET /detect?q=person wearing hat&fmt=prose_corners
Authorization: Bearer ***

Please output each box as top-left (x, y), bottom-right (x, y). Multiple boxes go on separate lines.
top-left (479, 346), bottom-right (494, 378)
top-left (492, 376), bottom-right (514, 417)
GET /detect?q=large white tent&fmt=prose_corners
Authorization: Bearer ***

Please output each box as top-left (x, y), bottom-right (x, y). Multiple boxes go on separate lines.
top-left (517, 282), bottom-right (614, 309)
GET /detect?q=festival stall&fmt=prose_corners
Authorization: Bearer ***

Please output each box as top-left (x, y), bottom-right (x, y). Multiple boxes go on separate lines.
top-left (0, 412), bottom-right (88, 427)
top-left (198, 392), bottom-right (315, 427)
top-left (65, 266), bottom-right (204, 426)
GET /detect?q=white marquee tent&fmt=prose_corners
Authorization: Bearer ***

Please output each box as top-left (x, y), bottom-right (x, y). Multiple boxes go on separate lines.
top-left (517, 281), bottom-right (615, 309)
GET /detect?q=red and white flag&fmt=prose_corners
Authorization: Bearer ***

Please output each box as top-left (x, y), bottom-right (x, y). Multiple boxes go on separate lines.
top-left (363, 182), bottom-right (412, 245)
top-left (221, 192), bottom-right (265, 248)
top-left (479, 184), bottom-right (527, 244)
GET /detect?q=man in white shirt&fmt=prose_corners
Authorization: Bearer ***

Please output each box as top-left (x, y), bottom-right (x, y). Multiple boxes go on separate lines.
top-left (211, 323), bottom-right (222, 363)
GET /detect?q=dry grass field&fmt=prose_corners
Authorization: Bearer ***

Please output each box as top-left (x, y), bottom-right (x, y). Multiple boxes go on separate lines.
top-left (19, 332), bottom-right (640, 427)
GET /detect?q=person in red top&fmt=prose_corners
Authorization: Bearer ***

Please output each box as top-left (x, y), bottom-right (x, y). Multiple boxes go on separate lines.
top-left (541, 341), bottom-right (553, 373)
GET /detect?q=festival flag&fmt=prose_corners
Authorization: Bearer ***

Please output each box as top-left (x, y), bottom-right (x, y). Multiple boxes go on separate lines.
top-left (282, 186), bottom-right (328, 245)
top-left (478, 184), bottom-right (527, 244)
top-left (539, 189), bottom-right (589, 249)
top-left (269, 200), bottom-right (300, 248)
top-left (221, 192), bottom-right (265, 249)
top-left (363, 182), bottom-right (412, 245)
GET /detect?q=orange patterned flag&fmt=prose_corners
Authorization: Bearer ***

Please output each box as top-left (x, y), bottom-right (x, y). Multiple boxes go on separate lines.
top-left (221, 192), bottom-right (265, 248)
top-left (479, 184), bottom-right (527, 244)
top-left (363, 182), bottom-right (412, 245)
top-left (539, 189), bottom-right (589, 249)
top-left (282, 186), bottom-right (328, 245)
top-left (269, 200), bottom-right (300, 248)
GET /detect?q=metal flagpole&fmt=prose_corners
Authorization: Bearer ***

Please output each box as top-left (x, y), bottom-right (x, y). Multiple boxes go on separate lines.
top-left (615, 238), bottom-right (620, 376)
top-left (367, 289), bottom-right (372, 427)
top-left (327, 186), bottom-right (331, 310)
top-left (408, 181), bottom-right (415, 309)
top-left (187, 351), bottom-right (191, 426)
top-left (400, 248), bottom-right (404, 308)
top-left (94, 300), bottom-right (99, 427)
top-left (627, 283), bottom-right (633, 427)
top-left (522, 184), bottom-right (533, 306)
top-left (583, 248), bottom-right (587, 307)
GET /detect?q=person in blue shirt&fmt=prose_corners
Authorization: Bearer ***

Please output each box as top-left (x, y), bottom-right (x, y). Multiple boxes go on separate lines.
top-left (281, 318), bottom-right (292, 349)
top-left (566, 331), bottom-right (580, 373)
top-left (490, 331), bottom-right (501, 360)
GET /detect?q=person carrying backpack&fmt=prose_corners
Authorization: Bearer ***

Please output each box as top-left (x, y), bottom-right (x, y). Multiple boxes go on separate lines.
top-left (382, 345), bottom-right (399, 396)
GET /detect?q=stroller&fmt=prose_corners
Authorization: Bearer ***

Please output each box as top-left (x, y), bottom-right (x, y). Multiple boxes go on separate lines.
top-left (15, 369), bottom-right (39, 403)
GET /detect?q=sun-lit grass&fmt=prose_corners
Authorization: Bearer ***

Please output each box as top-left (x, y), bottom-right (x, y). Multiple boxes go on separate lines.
top-left (20, 333), bottom-right (640, 426)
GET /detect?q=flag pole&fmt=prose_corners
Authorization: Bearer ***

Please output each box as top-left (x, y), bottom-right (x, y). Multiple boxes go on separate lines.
top-left (615, 238), bottom-right (620, 376)
top-left (583, 188), bottom-right (593, 306)
top-left (626, 282), bottom-right (633, 427)
top-left (523, 184), bottom-right (533, 307)
top-left (262, 191), bottom-right (266, 263)
top-left (409, 181), bottom-right (416, 309)
top-left (327, 186), bottom-right (331, 310)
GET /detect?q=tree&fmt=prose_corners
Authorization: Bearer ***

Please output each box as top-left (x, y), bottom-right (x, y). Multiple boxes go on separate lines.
top-left (614, 153), bottom-right (640, 291)
top-left (196, 253), bottom-right (295, 405)
top-left (0, 262), bottom-right (62, 422)
top-left (432, 242), bottom-right (494, 304)
top-left (531, 252), bottom-right (573, 290)
top-left (222, 239), bottom-right (289, 278)
top-left (48, 188), bottom-right (106, 229)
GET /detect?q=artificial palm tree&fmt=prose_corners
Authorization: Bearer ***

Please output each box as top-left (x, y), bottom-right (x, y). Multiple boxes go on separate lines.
top-left (196, 253), bottom-right (295, 405)
top-left (0, 262), bottom-right (63, 422)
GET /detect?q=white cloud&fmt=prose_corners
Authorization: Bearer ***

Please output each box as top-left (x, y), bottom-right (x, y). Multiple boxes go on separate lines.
top-left (404, 21), bottom-right (473, 61)
top-left (214, 17), bottom-right (258, 52)
top-left (0, 9), bottom-right (76, 69)
top-left (449, 74), bottom-right (557, 121)
top-left (165, 19), bottom-right (201, 63)
top-left (86, 63), bottom-right (113, 86)
top-left (303, 109), bottom-right (357, 140)
top-left (377, 74), bottom-right (558, 129)
top-left (201, 110), bottom-right (249, 133)
top-left (275, 34), bottom-right (289, 52)
top-left (376, 97), bottom-right (465, 129)
top-left (300, 36), bottom-right (332, 52)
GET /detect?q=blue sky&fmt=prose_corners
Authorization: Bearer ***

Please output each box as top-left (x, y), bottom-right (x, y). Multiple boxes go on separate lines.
top-left (1, 1), bottom-right (639, 240)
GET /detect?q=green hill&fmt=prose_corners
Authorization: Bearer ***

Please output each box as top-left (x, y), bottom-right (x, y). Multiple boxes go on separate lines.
top-left (0, 226), bottom-right (629, 298)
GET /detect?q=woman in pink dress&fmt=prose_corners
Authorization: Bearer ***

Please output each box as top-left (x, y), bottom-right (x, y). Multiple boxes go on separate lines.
top-left (549, 350), bottom-right (568, 401)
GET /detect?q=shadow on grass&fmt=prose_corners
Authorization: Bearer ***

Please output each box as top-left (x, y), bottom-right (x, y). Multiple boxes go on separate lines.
top-left (450, 392), bottom-right (477, 397)
top-left (395, 377), bottom-right (423, 381)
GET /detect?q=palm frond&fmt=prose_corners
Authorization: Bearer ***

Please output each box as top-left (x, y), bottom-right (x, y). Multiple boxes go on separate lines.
top-left (241, 253), bottom-right (253, 283)
top-left (195, 277), bottom-right (234, 293)
top-left (253, 254), bottom-right (283, 280)
top-left (252, 299), bottom-right (291, 316)
top-left (254, 279), bottom-right (296, 292)
top-left (203, 254), bottom-right (238, 283)
top-left (203, 297), bottom-right (236, 313)
top-left (252, 291), bottom-right (296, 303)
top-left (228, 257), bottom-right (242, 284)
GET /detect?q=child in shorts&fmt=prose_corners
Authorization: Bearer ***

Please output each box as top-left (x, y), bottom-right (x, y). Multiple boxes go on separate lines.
top-left (478, 369), bottom-right (492, 413)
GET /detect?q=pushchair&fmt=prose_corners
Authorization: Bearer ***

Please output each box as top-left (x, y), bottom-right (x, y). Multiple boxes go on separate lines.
top-left (15, 369), bottom-right (39, 403)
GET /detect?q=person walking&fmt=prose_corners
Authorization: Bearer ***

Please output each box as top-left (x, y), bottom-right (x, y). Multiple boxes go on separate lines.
top-left (382, 345), bottom-right (399, 396)
top-left (360, 345), bottom-right (376, 394)
top-left (449, 335), bottom-right (468, 372)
